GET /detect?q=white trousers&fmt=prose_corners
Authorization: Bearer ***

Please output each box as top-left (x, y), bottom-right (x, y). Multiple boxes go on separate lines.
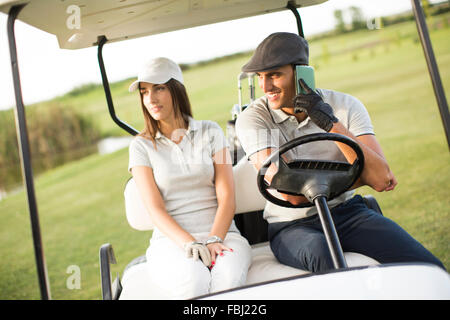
top-left (146, 231), bottom-right (252, 299)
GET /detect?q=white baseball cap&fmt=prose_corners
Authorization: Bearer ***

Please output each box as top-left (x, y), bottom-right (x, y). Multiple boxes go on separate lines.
top-left (128, 57), bottom-right (184, 92)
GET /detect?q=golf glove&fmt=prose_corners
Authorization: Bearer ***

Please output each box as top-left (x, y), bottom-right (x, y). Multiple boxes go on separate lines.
top-left (183, 241), bottom-right (211, 267)
top-left (293, 79), bottom-right (338, 132)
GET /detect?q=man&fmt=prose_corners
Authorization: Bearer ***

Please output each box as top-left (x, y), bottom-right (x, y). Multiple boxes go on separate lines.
top-left (235, 32), bottom-right (444, 272)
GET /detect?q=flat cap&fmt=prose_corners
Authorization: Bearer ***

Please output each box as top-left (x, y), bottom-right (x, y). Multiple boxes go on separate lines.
top-left (242, 32), bottom-right (309, 72)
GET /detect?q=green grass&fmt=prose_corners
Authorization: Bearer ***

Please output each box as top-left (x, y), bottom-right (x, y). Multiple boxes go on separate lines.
top-left (0, 16), bottom-right (449, 299)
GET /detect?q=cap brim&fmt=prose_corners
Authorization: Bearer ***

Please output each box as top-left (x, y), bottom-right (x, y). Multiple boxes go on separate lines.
top-left (241, 53), bottom-right (286, 72)
top-left (128, 80), bottom-right (140, 92)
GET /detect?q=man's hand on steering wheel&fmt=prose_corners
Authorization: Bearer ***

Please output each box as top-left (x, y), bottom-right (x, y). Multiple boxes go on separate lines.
top-left (251, 149), bottom-right (309, 206)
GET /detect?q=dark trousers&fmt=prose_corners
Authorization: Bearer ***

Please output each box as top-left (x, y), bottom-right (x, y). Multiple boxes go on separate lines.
top-left (268, 195), bottom-right (445, 273)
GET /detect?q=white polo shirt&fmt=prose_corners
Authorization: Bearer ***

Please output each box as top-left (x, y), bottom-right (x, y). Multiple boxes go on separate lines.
top-left (128, 117), bottom-right (239, 238)
top-left (235, 88), bottom-right (375, 223)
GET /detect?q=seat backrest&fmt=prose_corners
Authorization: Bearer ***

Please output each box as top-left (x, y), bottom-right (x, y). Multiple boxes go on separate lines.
top-left (233, 157), bottom-right (267, 214)
top-left (124, 178), bottom-right (154, 231)
top-left (124, 157), bottom-right (266, 231)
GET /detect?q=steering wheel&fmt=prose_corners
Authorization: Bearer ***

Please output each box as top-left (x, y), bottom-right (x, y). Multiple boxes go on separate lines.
top-left (257, 133), bottom-right (365, 208)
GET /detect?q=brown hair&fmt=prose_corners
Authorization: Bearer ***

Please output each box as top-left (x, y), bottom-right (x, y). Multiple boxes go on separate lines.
top-left (138, 79), bottom-right (193, 147)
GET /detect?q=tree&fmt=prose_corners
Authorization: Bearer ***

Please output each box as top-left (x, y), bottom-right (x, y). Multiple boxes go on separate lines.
top-left (350, 6), bottom-right (365, 30)
top-left (334, 9), bottom-right (346, 34)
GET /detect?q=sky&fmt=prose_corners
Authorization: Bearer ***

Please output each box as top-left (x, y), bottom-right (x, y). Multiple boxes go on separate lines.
top-left (0, 0), bottom-right (432, 110)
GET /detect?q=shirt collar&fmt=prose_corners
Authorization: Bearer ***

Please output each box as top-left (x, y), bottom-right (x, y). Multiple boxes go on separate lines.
top-left (155, 130), bottom-right (163, 140)
top-left (186, 116), bottom-right (200, 134)
top-left (264, 97), bottom-right (312, 127)
top-left (269, 107), bottom-right (291, 124)
top-left (261, 96), bottom-right (292, 124)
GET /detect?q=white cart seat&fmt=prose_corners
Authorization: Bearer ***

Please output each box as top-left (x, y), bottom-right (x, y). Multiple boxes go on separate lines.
top-left (118, 243), bottom-right (379, 300)
top-left (121, 157), bottom-right (379, 299)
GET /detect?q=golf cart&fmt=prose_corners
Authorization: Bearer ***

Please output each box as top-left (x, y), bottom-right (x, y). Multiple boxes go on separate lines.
top-left (2, 0), bottom-right (450, 300)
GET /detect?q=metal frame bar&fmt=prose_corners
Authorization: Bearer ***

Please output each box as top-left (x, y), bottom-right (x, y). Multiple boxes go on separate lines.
top-left (286, 1), bottom-right (304, 38)
top-left (97, 36), bottom-right (139, 136)
top-left (410, 0), bottom-right (450, 150)
top-left (7, 4), bottom-right (51, 300)
top-left (99, 243), bottom-right (117, 300)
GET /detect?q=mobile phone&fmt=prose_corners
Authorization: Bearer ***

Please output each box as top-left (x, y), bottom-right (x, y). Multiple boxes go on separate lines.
top-left (295, 65), bottom-right (315, 94)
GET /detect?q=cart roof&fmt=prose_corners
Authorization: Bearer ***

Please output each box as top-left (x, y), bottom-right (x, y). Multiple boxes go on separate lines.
top-left (0, 0), bottom-right (326, 50)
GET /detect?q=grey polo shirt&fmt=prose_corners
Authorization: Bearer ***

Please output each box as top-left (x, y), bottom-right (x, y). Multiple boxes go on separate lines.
top-left (128, 117), bottom-right (239, 238)
top-left (235, 88), bottom-right (374, 223)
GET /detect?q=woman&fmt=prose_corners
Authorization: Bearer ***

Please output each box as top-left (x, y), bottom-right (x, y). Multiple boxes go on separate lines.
top-left (128, 57), bottom-right (251, 299)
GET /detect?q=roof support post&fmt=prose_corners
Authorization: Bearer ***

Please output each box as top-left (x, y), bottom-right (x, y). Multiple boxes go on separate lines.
top-left (286, 1), bottom-right (304, 38)
top-left (411, 0), bottom-right (450, 150)
top-left (97, 36), bottom-right (138, 136)
top-left (7, 3), bottom-right (51, 300)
